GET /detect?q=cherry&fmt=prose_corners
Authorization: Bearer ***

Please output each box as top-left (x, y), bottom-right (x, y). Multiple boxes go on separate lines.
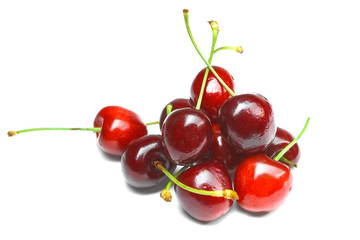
top-left (174, 162), bottom-right (234, 222)
top-left (121, 134), bottom-right (176, 188)
top-left (264, 127), bottom-right (300, 168)
top-left (234, 118), bottom-right (310, 212)
top-left (94, 106), bottom-right (148, 156)
top-left (234, 153), bottom-right (293, 212)
top-left (190, 66), bottom-right (235, 123)
top-left (8, 105), bottom-right (148, 157)
top-left (202, 124), bottom-right (249, 174)
top-left (218, 93), bottom-right (276, 153)
top-left (158, 98), bottom-right (195, 129)
top-left (161, 108), bottom-right (213, 165)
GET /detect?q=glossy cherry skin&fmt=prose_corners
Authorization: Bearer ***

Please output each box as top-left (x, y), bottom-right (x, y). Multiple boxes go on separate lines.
top-left (174, 162), bottom-right (233, 222)
top-left (202, 124), bottom-right (249, 174)
top-left (190, 66), bottom-right (235, 123)
top-left (218, 93), bottom-right (276, 153)
top-left (159, 98), bottom-right (195, 130)
top-left (94, 106), bottom-right (148, 156)
top-left (121, 134), bottom-right (176, 188)
top-left (264, 127), bottom-right (300, 168)
top-left (234, 153), bottom-right (293, 212)
top-left (162, 108), bottom-right (213, 165)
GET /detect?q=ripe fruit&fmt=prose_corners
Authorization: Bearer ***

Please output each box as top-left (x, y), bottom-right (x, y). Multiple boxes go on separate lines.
top-left (8, 105), bottom-right (148, 157)
top-left (203, 124), bottom-right (248, 173)
top-left (174, 163), bottom-right (234, 222)
top-left (6, 9), bottom-right (310, 222)
top-left (234, 153), bottom-right (293, 212)
top-left (161, 108), bottom-right (213, 165)
top-left (264, 127), bottom-right (300, 168)
top-left (94, 106), bottom-right (148, 156)
top-left (190, 66), bottom-right (235, 123)
top-left (121, 134), bottom-right (176, 188)
top-left (218, 93), bottom-right (276, 153)
top-left (159, 98), bottom-right (195, 129)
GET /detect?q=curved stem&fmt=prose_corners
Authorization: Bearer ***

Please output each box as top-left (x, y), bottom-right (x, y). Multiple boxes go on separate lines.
top-left (214, 46), bottom-right (244, 54)
top-left (281, 156), bottom-right (298, 168)
top-left (155, 161), bottom-right (238, 201)
top-left (183, 9), bottom-right (235, 97)
top-left (195, 21), bottom-right (219, 110)
top-left (160, 165), bottom-right (190, 202)
top-left (274, 118), bottom-right (310, 161)
top-left (165, 165), bottom-right (190, 190)
top-left (8, 127), bottom-right (101, 137)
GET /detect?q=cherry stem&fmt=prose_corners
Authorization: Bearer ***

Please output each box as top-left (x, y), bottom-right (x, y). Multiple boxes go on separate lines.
top-left (166, 104), bottom-right (173, 116)
top-left (160, 165), bottom-right (190, 202)
top-left (145, 121), bottom-right (159, 126)
top-left (195, 21), bottom-right (219, 110)
top-left (165, 165), bottom-right (190, 191)
top-left (8, 127), bottom-right (101, 137)
top-left (214, 46), bottom-right (244, 54)
top-left (273, 117), bottom-right (310, 161)
top-left (281, 156), bottom-right (298, 168)
top-left (8, 121), bottom-right (159, 136)
top-left (155, 161), bottom-right (239, 201)
top-left (183, 9), bottom-right (235, 97)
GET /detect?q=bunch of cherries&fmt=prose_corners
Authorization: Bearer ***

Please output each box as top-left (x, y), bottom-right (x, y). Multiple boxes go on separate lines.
top-left (8, 9), bottom-right (309, 222)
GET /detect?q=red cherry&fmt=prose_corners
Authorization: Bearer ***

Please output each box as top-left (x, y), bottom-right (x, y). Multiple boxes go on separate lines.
top-left (203, 124), bottom-right (249, 173)
top-left (234, 153), bottom-right (293, 212)
top-left (190, 66), bottom-right (235, 123)
top-left (159, 98), bottom-right (195, 129)
top-left (174, 162), bottom-right (233, 222)
top-left (162, 108), bottom-right (213, 165)
top-left (94, 106), bottom-right (148, 156)
top-left (264, 127), bottom-right (300, 168)
top-left (121, 134), bottom-right (176, 188)
top-left (218, 93), bottom-right (276, 153)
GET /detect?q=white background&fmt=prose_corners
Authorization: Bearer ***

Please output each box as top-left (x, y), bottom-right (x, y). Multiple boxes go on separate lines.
top-left (1, 0), bottom-right (359, 239)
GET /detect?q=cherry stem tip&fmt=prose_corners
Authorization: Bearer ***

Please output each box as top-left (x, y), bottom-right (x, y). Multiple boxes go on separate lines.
top-left (7, 131), bottom-right (17, 137)
top-left (208, 20), bottom-right (219, 31)
top-left (160, 189), bottom-right (172, 202)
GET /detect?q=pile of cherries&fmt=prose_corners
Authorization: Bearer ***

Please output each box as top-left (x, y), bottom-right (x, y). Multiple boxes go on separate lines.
top-left (8, 10), bottom-right (309, 222)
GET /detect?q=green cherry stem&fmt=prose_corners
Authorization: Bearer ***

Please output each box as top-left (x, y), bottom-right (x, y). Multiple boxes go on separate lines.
top-left (166, 104), bottom-right (173, 116)
top-left (8, 127), bottom-right (101, 137)
top-left (273, 117), bottom-right (310, 162)
top-left (8, 120), bottom-right (160, 137)
top-left (183, 9), bottom-right (235, 97)
top-left (160, 165), bottom-right (190, 202)
top-left (155, 161), bottom-right (239, 201)
top-left (195, 20), bottom-right (219, 110)
top-left (145, 121), bottom-right (159, 126)
top-left (281, 156), bottom-right (298, 168)
top-left (214, 46), bottom-right (244, 54)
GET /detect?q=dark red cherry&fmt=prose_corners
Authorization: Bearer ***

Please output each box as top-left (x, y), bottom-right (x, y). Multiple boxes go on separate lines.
top-left (121, 134), bottom-right (176, 188)
top-left (234, 153), bottom-right (293, 212)
top-left (190, 66), bottom-right (235, 123)
top-left (159, 98), bottom-right (195, 129)
top-left (218, 93), bottom-right (276, 153)
top-left (174, 162), bottom-right (233, 222)
top-left (203, 124), bottom-right (249, 174)
top-left (264, 127), bottom-right (300, 168)
top-left (94, 106), bottom-right (148, 156)
top-left (162, 108), bottom-right (213, 165)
